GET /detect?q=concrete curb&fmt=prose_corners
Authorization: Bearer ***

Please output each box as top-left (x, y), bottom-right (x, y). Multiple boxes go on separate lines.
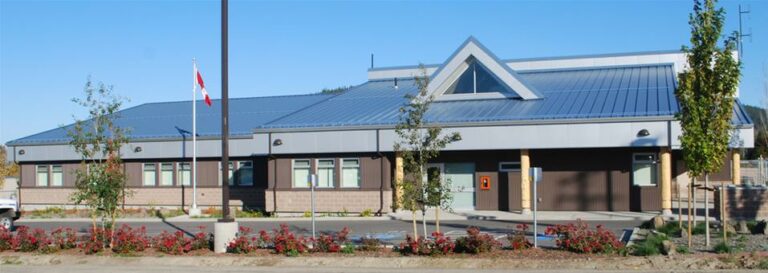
top-left (0, 253), bottom-right (750, 270)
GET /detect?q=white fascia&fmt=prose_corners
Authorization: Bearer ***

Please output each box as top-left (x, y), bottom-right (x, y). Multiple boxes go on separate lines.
top-left (426, 37), bottom-right (543, 100)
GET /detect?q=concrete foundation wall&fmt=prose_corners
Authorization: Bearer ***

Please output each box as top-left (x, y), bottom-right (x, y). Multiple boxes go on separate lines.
top-left (265, 190), bottom-right (391, 213)
top-left (715, 186), bottom-right (768, 221)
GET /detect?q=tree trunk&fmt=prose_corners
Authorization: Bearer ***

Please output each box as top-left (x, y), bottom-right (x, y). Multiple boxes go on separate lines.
top-left (422, 210), bottom-right (427, 238)
top-left (687, 181), bottom-right (693, 248)
top-left (678, 181), bottom-right (683, 229)
top-left (722, 180), bottom-right (727, 242)
top-left (704, 173), bottom-right (710, 247)
top-left (692, 177), bottom-right (697, 227)
top-left (435, 207), bottom-right (440, 233)
top-left (412, 210), bottom-right (418, 238)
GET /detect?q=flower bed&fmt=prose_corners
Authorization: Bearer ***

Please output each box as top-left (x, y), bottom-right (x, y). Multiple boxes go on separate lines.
top-left (545, 220), bottom-right (625, 255)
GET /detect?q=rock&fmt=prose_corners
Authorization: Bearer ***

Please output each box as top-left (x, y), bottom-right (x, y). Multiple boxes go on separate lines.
top-left (662, 240), bottom-right (677, 256)
top-left (652, 215), bottom-right (666, 230)
top-left (754, 220), bottom-right (768, 235)
top-left (737, 220), bottom-right (750, 234)
top-left (723, 223), bottom-right (736, 234)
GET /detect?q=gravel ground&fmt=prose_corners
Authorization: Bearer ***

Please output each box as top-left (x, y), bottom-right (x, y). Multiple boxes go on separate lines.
top-left (670, 233), bottom-right (768, 253)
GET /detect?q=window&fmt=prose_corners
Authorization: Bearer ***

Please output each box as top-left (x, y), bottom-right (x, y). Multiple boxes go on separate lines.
top-left (178, 163), bottom-right (191, 186)
top-left (51, 165), bottom-right (63, 186)
top-left (292, 160), bottom-right (311, 188)
top-left (238, 161), bottom-right (253, 186)
top-left (143, 163), bottom-right (157, 186)
top-left (341, 159), bottom-right (360, 188)
top-left (632, 153), bottom-right (658, 186)
top-left (444, 58), bottom-right (508, 95)
top-left (160, 163), bottom-right (174, 186)
top-left (36, 165), bottom-right (48, 186)
top-left (498, 162), bottom-right (521, 172)
top-left (316, 159), bottom-right (335, 188)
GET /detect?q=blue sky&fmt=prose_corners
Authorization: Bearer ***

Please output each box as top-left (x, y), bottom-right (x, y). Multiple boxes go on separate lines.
top-left (1, 0), bottom-right (766, 144)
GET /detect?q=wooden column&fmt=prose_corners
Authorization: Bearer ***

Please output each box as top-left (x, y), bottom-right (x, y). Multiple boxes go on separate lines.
top-left (732, 150), bottom-right (741, 185)
top-left (660, 148), bottom-right (672, 215)
top-left (520, 149), bottom-right (531, 214)
top-left (395, 152), bottom-right (404, 209)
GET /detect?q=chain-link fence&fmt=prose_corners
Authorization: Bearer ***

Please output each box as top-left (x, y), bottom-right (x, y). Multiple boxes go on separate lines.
top-left (741, 158), bottom-right (768, 185)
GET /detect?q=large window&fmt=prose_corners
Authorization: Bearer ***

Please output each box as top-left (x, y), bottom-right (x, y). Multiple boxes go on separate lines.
top-left (238, 161), bottom-right (253, 186)
top-left (51, 165), bottom-right (63, 186)
top-left (178, 163), bottom-right (191, 186)
top-left (218, 162), bottom-right (235, 186)
top-left (498, 162), bottom-right (521, 172)
top-left (143, 163), bottom-right (157, 186)
top-left (160, 163), bottom-right (174, 186)
top-left (36, 165), bottom-right (48, 186)
top-left (341, 159), bottom-right (360, 188)
top-left (292, 160), bottom-right (311, 188)
top-left (632, 153), bottom-right (658, 186)
top-left (444, 58), bottom-right (507, 94)
top-left (316, 159), bottom-right (335, 188)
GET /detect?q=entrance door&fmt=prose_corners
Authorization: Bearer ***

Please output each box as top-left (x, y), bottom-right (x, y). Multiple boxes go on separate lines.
top-left (428, 163), bottom-right (475, 210)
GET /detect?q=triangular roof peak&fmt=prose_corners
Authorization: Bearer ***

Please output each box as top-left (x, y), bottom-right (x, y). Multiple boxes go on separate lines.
top-left (427, 36), bottom-right (543, 100)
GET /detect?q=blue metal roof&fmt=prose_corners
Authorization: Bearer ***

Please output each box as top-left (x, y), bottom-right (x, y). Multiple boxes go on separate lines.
top-left (6, 93), bottom-right (333, 145)
top-left (260, 63), bottom-right (683, 129)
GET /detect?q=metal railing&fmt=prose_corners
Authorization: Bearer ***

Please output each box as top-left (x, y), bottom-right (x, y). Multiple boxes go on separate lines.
top-left (741, 158), bottom-right (768, 186)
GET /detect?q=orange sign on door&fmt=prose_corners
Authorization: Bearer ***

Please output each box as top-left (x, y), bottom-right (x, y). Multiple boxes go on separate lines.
top-left (480, 176), bottom-right (491, 190)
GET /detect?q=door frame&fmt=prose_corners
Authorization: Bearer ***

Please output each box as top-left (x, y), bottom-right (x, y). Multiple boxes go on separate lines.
top-left (427, 163), bottom-right (476, 210)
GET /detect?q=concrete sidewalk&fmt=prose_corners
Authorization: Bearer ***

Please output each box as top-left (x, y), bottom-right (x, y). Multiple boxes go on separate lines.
top-left (16, 209), bottom-right (702, 223)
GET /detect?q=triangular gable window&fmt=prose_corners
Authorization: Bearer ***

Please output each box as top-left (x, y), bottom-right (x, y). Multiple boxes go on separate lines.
top-left (444, 58), bottom-right (509, 95)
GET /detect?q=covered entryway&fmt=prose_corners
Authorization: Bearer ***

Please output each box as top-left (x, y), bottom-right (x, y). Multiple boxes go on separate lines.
top-left (428, 163), bottom-right (476, 210)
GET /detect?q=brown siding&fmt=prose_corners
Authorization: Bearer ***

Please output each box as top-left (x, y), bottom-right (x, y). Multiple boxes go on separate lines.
top-left (20, 164), bottom-right (35, 187)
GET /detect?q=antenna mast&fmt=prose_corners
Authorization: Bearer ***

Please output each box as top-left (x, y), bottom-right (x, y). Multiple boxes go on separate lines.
top-left (738, 4), bottom-right (752, 60)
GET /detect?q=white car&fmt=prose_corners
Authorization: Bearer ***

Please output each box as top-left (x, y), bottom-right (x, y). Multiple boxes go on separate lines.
top-left (0, 197), bottom-right (18, 230)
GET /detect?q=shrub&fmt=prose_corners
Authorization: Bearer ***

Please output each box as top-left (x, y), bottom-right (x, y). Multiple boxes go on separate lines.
top-left (312, 227), bottom-right (350, 253)
top-left (507, 224), bottom-right (533, 250)
top-left (713, 241), bottom-right (733, 254)
top-left (256, 229), bottom-right (271, 249)
top-left (155, 230), bottom-right (191, 255)
top-left (676, 245), bottom-right (690, 254)
top-left (399, 232), bottom-right (455, 256)
top-left (630, 233), bottom-right (666, 256)
top-left (191, 226), bottom-right (211, 251)
top-left (358, 236), bottom-right (382, 251)
top-left (655, 222), bottom-right (682, 237)
top-left (272, 223), bottom-right (308, 256)
top-left (341, 242), bottom-right (355, 254)
top-left (51, 227), bottom-right (77, 250)
top-left (544, 220), bottom-right (625, 254)
top-left (227, 226), bottom-right (256, 254)
top-left (112, 225), bottom-right (150, 254)
top-left (360, 209), bottom-right (374, 217)
top-left (455, 226), bottom-right (501, 254)
top-left (79, 227), bottom-right (110, 255)
top-left (0, 226), bottom-right (12, 251)
top-left (12, 226), bottom-right (52, 252)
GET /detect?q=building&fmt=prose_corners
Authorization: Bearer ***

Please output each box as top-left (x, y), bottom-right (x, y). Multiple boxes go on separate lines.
top-left (6, 37), bottom-right (754, 215)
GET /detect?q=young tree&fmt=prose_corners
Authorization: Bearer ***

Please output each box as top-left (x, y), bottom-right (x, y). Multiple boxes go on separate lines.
top-left (676, 0), bottom-right (740, 247)
top-left (0, 145), bottom-right (19, 189)
top-left (67, 79), bottom-right (131, 247)
top-left (395, 66), bottom-right (461, 237)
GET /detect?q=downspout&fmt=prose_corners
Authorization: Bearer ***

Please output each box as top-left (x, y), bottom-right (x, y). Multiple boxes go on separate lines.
top-left (376, 129), bottom-right (384, 216)
top-left (269, 133), bottom-right (277, 214)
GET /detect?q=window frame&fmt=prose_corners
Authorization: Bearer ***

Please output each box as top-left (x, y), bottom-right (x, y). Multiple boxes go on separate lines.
top-left (142, 163), bottom-right (157, 187)
top-left (218, 161), bottom-right (236, 186)
top-left (177, 162), bottom-right (192, 186)
top-left (292, 159), bottom-right (312, 188)
top-left (159, 162), bottom-right (174, 187)
top-left (36, 165), bottom-right (49, 187)
top-left (340, 158), bottom-right (361, 188)
top-left (50, 165), bottom-right (64, 187)
top-left (632, 153), bottom-right (659, 187)
top-left (315, 158), bottom-right (336, 188)
top-left (498, 161), bottom-right (521, 172)
top-left (237, 161), bottom-right (254, 186)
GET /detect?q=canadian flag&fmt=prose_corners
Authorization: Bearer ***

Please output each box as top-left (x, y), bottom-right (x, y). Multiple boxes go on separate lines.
top-left (194, 64), bottom-right (212, 106)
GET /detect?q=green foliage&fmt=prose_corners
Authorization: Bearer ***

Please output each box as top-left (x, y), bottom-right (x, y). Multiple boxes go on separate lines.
top-left (677, 245), bottom-right (690, 254)
top-left (394, 65), bottom-right (461, 217)
top-left (341, 242), bottom-right (355, 254)
top-left (692, 222), bottom-right (707, 235)
top-left (631, 233), bottom-right (667, 256)
top-left (360, 209), bottom-right (374, 217)
top-left (675, 0), bottom-right (741, 178)
top-left (319, 86), bottom-right (351, 94)
top-left (713, 240), bottom-right (733, 253)
top-left (655, 222), bottom-right (683, 237)
top-left (67, 79), bottom-right (131, 245)
top-left (757, 258), bottom-right (768, 270)
top-left (0, 145), bottom-right (19, 189)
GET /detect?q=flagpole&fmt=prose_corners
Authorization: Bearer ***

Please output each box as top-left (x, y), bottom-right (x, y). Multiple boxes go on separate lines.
top-left (190, 58), bottom-right (201, 217)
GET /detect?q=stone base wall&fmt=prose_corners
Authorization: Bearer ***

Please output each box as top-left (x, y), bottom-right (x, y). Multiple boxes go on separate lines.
top-left (715, 186), bottom-right (768, 221)
top-left (265, 190), bottom-right (391, 213)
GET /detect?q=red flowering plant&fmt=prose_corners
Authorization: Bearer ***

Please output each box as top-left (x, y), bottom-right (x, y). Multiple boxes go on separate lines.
top-left (399, 232), bottom-right (455, 256)
top-left (507, 224), bottom-right (533, 250)
top-left (190, 226), bottom-right (210, 251)
top-left (227, 226), bottom-right (256, 254)
top-left (51, 227), bottom-right (77, 250)
top-left (311, 227), bottom-right (350, 253)
top-left (255, 229), bottom-right (271, 249)
top-left (455, 226), bottom-right (501, 254)
top-left (0, 226), bottom-right (12, 251)
top-left (112, 225), bottom-right (150, 254)
top-left (154, 230), bottom-right (191, 255)
top-left (79, 227), bottom-right (111, 255)
top-left (271, 223), bottom-right (308, 256)
top-left (12, 226), bottom-right (52, 253)
top-left (544, 220), bottom-right (625, 254)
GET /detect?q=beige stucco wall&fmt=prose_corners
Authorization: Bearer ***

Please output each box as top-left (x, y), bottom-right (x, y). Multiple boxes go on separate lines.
top-left (265, 190), bottom-right (391, 213)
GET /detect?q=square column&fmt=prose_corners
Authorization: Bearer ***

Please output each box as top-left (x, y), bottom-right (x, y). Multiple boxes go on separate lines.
top-left (732, 150), bottom-right (741, 185)
top-left (520, 149), bottom-right (531, 214)
top-left (395, 152), bottom-right (404, 210)
top-left (660, 148), bottom-right (672, 216)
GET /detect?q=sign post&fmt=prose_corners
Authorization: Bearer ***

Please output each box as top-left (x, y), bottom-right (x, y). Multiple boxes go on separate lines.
top-left (310, 174), bottom-right (317, 240)
top-left (530, 167), bottom-right (542, 248)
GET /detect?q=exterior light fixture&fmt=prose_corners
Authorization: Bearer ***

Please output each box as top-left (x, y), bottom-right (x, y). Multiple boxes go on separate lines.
top-left (134, 146), bottom-right (142, 153)
top-left (273, 139), bottom-right (283, 146)
top-left (637, 129), bottom-right (650, 137)
top-left (18, 149), bottom-right (25, 155)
